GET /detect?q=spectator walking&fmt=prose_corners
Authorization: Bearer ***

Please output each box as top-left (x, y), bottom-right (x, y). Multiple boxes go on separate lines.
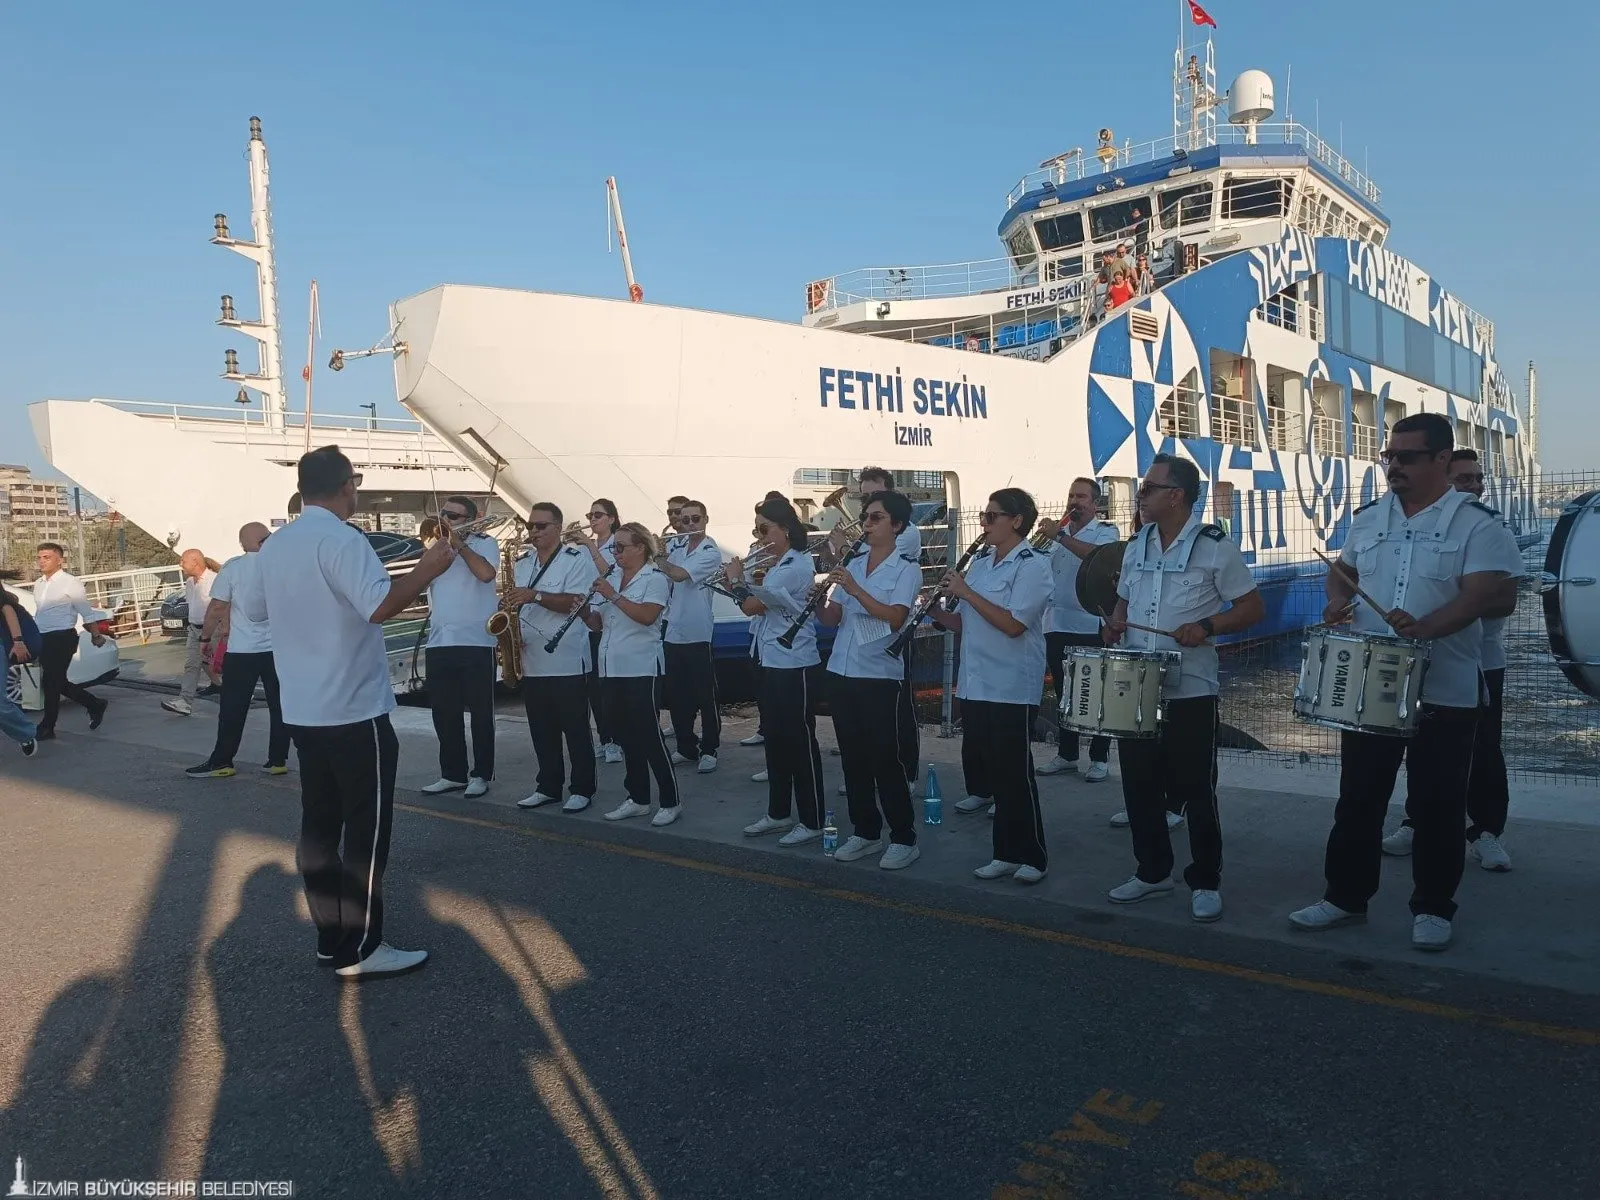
top-left (30, 542), bottom-right (108, 739)
top-left (1, 582), bottom-right (43, 756)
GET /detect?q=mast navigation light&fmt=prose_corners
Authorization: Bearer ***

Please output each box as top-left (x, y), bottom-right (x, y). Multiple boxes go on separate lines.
top-left (329, 349), bottom-right (345, 372)
top-left (213, 213), bottom-right (229, 241)
top-left (219, 294), bottom-right (236, 322)
top-left (249, 116), bottom-right (262, 141)
top-left (223, 348), bottom-right (240, 376)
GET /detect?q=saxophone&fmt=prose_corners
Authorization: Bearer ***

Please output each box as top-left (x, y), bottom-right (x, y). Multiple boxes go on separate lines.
top-left (485, 524), bottom-right (526, 687)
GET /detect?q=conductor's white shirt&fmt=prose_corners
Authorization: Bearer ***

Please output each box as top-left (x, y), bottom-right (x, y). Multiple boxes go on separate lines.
top-left (252, 505), bottom-right (395, 727)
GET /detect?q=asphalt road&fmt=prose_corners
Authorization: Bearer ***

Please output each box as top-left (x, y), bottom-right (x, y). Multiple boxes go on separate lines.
top-left (2, 739), bottom-right (1597, 1200)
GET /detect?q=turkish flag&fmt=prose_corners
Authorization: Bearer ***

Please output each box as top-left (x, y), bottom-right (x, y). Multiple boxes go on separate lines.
top-left (1188, 0), bottom-right (1217, 27)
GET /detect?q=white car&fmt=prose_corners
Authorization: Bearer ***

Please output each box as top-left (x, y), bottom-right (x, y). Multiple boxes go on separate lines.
top-left (5, 589), bottom-right (121, 712)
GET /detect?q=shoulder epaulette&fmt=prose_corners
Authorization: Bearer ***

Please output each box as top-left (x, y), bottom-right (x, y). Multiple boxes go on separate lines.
top-left (1017, 546), bottom-right (1036, 559)
top-left (898, 553), bottom-right (919, 564)
top-left (1354, 498), bottom-right (1382, 515)
top-left (1467, 500), bottom-right (1500, 517)
top-left (1198, 524), bottom-right (1226, 541)
top-left (562, 545), bottom-right (581, 556)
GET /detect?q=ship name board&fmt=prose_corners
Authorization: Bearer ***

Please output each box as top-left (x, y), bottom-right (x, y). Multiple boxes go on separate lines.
top-left (818, 367), bottom-right (988, 420)
top-left (1002, 279), bottom-right (1084, 309)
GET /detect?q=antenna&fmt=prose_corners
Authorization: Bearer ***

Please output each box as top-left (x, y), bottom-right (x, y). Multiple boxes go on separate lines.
top-left (302, 280), bottom-right (320, 453)
top-left (605, 176), bottom-right (644, 303)
top-left (1526, 360), bottom-right (1539, 467)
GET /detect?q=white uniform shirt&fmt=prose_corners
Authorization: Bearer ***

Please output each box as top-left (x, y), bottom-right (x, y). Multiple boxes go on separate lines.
top-left (517, 545), bottom-right (601, 678)
top-left (596, 534), bottom-right (618, 569)
top-left (895, 523), bottom-right (922, 561)
top-left (826, 550), bottom-right (922, 680)
top-left (748, 548), bottom-right (821, 669)
top-left (595, 565), bottom-right (669, 678)
top-left (1340, 490), bottom-right (1524, 709)
top-left (1117, 515), bottom-right (1257, 700)
top-left (663, 535), bottom-right (722, 645)
top-left (1045, 519), bottom-right (1121, 635)
top-left (424, 533), bottom-right (500, 649)
top-left (31, 569), bottom-right (94, 634)
top-left (211, 553), bottom-right (271, 654)
top-left (1478, 506), bottom-right (1512, 674)
top-left (183, 568), bottom-right (217, 629)
top-left (252, 505), bottom-right (395, 727)
top-left (955, 542), bottom-right (1054, 705)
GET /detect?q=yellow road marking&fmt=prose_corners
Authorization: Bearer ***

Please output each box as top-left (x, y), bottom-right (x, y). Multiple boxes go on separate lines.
top-left (393, 802), bottom-right (1600, 1048)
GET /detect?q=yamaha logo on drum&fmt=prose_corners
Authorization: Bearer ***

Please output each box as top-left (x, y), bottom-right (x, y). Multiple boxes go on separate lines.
top-left (1077, 663), bottom-right (1093, 716)
top-left (1331, 651), bottom-right (1352, 708)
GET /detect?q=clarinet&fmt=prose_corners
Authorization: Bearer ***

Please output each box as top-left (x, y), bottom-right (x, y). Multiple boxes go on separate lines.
top-left (543, 565), bottom-right (615, 654)
top-left (775, 531), bottom-right (867, 649)
top-left (885, 533), bottom-right (988, 658)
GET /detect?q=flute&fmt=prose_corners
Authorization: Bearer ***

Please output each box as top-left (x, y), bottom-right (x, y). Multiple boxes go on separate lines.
top-left (543, 566), bottom-right (615, 654)
top-left (885, 533), bottom-right (988, 657)
top-left (776, 531), bottom-right (867, 649)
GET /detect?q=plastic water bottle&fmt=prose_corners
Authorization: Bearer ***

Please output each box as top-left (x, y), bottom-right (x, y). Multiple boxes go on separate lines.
top-left (923, 764), bottom-right (943, 826)
top-left (822, 810), bottom-right (839, 856)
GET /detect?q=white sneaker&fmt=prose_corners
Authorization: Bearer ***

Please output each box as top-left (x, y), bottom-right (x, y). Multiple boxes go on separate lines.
top-left (669, 751), bottom-right (692, 765)
top-left (517, 791), bottom-right (558, 809)
top-left (954, 794), bottom-right (990, 815)
top-left (421, 778), bottom-right (467, 795)
top-left (1288, 900), bottom-right (1365, 931)
top-left (1109, 810), bottom-right (1131, 827)
top-left (973, 859), bottom-right (1021, 880)
top-left (697, 755), bottom-right (718, 774)
top-left (1035, 755), bottom-right (1076, 776)
top-left (744, 814), bottom-right (796, 837)
top-left (1191, 889), bottom-right (1223, 922)
top-left (1412, 914), bottom-right (1453, 951)
top-left (651, 805), bottom-right (681, 827)
top-left (562, 794), bottom-right (592, 813)
top-left (880, 843), bottom-right (920, 870)
top-left (1381, 825), bottom-right (1414, 856)
top-left (837, 783), bottom-right (848, 796)
top-left (1084, 762), bottom-right (1110, 783)
top-left (739, 732), bottom-right (766, 746)
top-left (987, 803), bottom-right (996, 818)
top-left (464, 778), bottom-right (488, 798)
top-left (334, 943), bottom-right (429, 979)
top-left (834, 835), bottom-right (884, 862)
top-left (603, 743), bottom-right (623, 764)
top-left (1470, 832), bottom-right (1512, 872)
top-left (1015, 865), bottom-right (1046, 885)
top-left (1167, 810), bottom-right (1185, 830)
top-left (751, 769), bottom-right (770, 783)
top-left (778, 824), bottom-right (822, 847)
top-left (604, 798), bottom-right (651, 821)
top-left (593, 742), bottom-right (606, 759)
top-left (161, 697), bottom-right (193, 716)
top-left (1108, 876), bottom-right (1175, 904)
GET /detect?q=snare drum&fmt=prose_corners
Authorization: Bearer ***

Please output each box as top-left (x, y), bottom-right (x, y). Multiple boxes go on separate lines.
top-left (1058, 647), bottom-right (1181, 740)
top-left (1292, 625), bottom-right (1430, 737)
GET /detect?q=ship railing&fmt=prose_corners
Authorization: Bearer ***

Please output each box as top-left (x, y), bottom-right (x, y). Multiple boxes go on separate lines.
top-left (1004, 122), bottom-right (1382, 209)
top-left (806, 258), bottom-right (1026, 314)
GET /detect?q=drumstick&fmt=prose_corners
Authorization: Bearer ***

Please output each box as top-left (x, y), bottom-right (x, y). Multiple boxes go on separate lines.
top-left (1099, 607), bottom-right (1177, 639)
top-left (1313, 548), bottom-right (1398, 627)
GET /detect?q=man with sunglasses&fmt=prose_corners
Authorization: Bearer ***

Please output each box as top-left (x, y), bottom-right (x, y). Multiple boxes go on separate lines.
top-left (656, 499), bottom-right (722, 773)
top-left (1291, 415), bottom-right (1522, 951)
top-left (419, 495), bottom-right (501, 799)
top-left (248, 445), bottom-right (456, 979)
top-left (510, 502), bottom-right (603, 812)
top-left (1103, 455), bottom-right (1263, 923)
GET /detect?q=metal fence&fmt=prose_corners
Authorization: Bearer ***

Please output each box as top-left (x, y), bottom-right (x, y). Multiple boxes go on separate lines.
top-left (904, 473), bottom-right (1599, 786)
top-left (1, 515), bottom-right (177, 583)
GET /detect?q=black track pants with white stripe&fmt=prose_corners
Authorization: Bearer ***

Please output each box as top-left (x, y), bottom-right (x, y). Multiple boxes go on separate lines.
top-left (760, 665), bottom-right (825, 829)
top-left (1117, 696), bottom-right (1220, 890)
top-left (290, 715), bottom-right (399, 968)
top-left (831, 674), bottom-right (915, 845)
top-left (961, 698), bottom-right (1046, 871)
top-left (604, 675), bottom-right (679, 808)
top-left (664, 640), bottom-right (720, 758)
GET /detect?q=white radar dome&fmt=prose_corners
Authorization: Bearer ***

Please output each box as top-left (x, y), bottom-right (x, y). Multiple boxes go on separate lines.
top-left (1228, 70), bottom-right (1275, 124)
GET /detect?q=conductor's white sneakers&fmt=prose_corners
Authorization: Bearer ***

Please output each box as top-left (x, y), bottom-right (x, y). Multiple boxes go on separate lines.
top-left (335, 944), bottom-right (429, 979)
top-left (421, 778), bottom-right (466, 795)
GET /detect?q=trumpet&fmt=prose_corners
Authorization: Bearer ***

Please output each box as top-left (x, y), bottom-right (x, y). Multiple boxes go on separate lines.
top-left (885, 532), bottom-right (988, 657)
top-left (706, 547), bottom-right (777, 598)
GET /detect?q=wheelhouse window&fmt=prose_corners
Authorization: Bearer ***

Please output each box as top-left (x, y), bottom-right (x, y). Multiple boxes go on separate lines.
top-left (1158, 182), bottom-right (1213, 229)
top-left (1224, 176), bottom-right (1291, 220)
top-left (1005, 227), bottom-right (1038, 271)
top-left (1034, 212), bottom-right (1084, 252)
top-left (1087, 197), bottom-right (1150, 243)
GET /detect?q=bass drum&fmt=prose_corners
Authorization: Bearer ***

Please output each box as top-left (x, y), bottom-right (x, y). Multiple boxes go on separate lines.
top-left (1075, 539), bottom-right (1131, 619)
top-left (1542, 490), bottom-right (1600, 700)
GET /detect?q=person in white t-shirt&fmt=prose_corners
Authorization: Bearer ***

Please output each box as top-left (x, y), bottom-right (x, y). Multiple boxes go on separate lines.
top-left (656, 499), bottom-right (723, 773)
top-left (185, 522), bottom-right (290, 778)
top-left (419, 495), bottom-right (501, 799)
top-left (1033, 478), bottom-right (1121, 781)
top-left (161, 548), bottom-right (220, 716)
top-left (585, 523), bottom-right (677, 825)
top-left (247, 445), bottom-right (455, 980)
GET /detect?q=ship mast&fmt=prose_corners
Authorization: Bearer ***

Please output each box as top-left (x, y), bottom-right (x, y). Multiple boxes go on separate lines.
top-left (606, 176), bottom-right (644, 302)
top-left (1526, 360), bottom-right (1539, 468)
top-left (1172, 1), bottom-right (1219, 151)
top-left (214, 117), bottom-right (288, 433)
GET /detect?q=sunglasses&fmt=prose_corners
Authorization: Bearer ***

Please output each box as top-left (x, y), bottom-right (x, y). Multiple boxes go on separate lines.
top-left (755, 523), bottom-right (773, 535)
top-left (528, 520), bottom-right (555, 531)
top-left (979, 510), bottom-right (1017, 524)
top-left (1379, 449), bottom-right (1434, 467)
top-left (586, 511), bottom-right (609, 521)
top-left (862, 511), bottom-right (889, 524)
top-left (440, 510), bottom-right (468, 521)
top-left (345, 473), bottom-right (364, 489)
top-left (1137, 482), bottom-right (1183, 498)
top-left (680, 514), bottom-right (705, 524)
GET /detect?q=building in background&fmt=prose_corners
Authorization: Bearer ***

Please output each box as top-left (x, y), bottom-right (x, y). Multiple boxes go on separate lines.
top-left (0, 464), bottom-right (71, 542)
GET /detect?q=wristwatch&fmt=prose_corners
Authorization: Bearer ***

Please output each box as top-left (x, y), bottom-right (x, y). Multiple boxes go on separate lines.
top-left (1198, 616), bottom-right (1215, 637)
top-left (532, 591), bottom-right (544, 605)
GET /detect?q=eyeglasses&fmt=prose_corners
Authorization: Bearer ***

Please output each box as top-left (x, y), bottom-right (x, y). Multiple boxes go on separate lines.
top-left (754, 523), bottom-right (773, 536)
top-left (1454, 472), bottom-right (1485, 484)
top-left (440, 510), bottom-right (468, 521)
top-left (586, 511), bottom-right (609, 521)
top-left (528, 520), bottom-right (554, 531)
top-left (1378, 449), bottom-right (1434, 467)
top-left (979, 510), bottom-right (1017, 524)
top-left (1137, 482), bottom-right (1183, 498)
top-left (345, 473), bottom-right (364, 489)
top-left (862, 511), bottom-right (889, 524)
top-left (680, 514), bottom-right (705, 524)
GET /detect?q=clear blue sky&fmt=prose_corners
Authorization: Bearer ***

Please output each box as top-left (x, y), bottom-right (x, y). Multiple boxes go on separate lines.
top-left (2, 0), bottom-right (1594, 481)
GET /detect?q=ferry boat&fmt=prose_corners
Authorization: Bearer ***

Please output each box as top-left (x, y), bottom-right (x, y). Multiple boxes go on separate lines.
top-left (385, 19), bottom-right (1540, 649)
top-left (28, 118), bottom-right (487, 561)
